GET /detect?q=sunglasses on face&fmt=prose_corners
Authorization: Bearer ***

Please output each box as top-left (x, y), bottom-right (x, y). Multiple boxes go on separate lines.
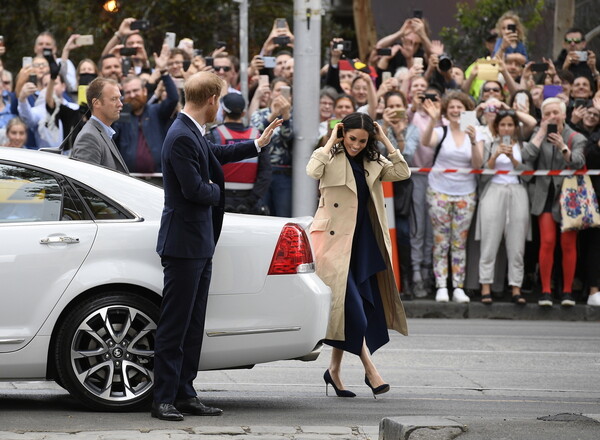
top-left (564, 38), bottom-right (583, 44)
top-left (498, 109), bottom-right (516, 117)
top-left (214, 66), bottom-right (231, 72)
top-left (483, 87), bottom-right (501, 93)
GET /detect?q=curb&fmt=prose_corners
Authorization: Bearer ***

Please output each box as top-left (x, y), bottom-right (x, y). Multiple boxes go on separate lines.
top-left (379, 417), bottom-right (466, 440)
top-left (402, 300), bottom-right (600, 321)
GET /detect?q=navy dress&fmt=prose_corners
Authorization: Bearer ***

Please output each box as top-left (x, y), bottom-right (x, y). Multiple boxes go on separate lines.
top-left (324, 152), bottom-right (390, 356)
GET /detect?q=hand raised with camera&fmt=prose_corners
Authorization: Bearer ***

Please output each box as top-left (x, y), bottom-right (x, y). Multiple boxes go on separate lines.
top-left (382, 107), bottom-right (407, 135)
top-left (19, 81), bottom-right (38, 101)
top-left (249, 55), bottom-right (264, 77)
top-left (376, 77), bottom-right (399, 99)
top-left (464, 125), bottom-right (477, 144)
top-left (271, 95), bottom-right (291, 120)
top-left (64, 34), bottom-right (82, 52)
top-left (496, 142), bottom-right (513, 158)
top-left (547, 132), bottom-right (565, 150)
top-left (44, 51), bottom-right (60, 80)
top-left (330, 38), bottom-right (344, 65)
top-left (118, 18), bottom-right (138, 38)
top-left (410, 18), bottom-right (426, 39)
top-left (587, 50), bottom-right (598, 73)
top-left (571, 104), bottom-right (586, 125)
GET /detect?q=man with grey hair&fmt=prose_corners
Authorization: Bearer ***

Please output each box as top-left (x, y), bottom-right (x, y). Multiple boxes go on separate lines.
top-left (521, 97), bottom-right (586, 308)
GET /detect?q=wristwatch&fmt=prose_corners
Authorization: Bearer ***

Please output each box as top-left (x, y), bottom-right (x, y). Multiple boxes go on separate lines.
top-left (561, 147), bottom-right (569, 154)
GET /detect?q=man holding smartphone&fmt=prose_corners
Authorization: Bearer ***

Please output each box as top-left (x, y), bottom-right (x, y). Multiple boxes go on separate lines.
top-left (112, 44), bottom-right (177, 173)
top-left (102, 18), bottom-right (151, 74)
top-left (33, 31), bottom-right (79, 94)
top-left (555, 27), bottom-right (600, 85)
top-left (250, 77), bottom-right (293, 217)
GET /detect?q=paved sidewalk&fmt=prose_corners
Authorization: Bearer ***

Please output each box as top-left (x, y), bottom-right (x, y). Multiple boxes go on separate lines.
top-left (0, 425), bottom-right (379, 440)
top-left (403, 299), bottom-right (600, 321)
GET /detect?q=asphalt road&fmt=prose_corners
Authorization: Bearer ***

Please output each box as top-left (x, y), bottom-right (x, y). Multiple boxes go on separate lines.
top-left (1, 319), bottom-right (599, 438)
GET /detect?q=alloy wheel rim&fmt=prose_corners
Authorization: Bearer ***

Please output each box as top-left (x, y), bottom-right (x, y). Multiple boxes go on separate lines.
top-left (70, 305), bottom-right (156, 403)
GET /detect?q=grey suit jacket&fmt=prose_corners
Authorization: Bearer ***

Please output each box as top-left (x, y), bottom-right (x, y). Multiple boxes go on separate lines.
top-left (521, 125), bottom-right (586, 221)
top-left (71, 118), bottom-right (129, 173)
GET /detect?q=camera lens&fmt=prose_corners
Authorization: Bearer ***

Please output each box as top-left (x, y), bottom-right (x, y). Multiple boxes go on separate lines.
top-left (438, 54), bottom-right (452, 72)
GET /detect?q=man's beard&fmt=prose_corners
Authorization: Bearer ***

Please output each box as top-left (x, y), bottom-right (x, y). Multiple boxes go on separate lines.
top-left (126, 95), bottom-right (147, 114)
top-left (206, 103), bottom-right (218, 123)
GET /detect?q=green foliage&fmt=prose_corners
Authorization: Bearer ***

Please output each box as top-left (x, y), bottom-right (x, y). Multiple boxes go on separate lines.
top-left (439, 0), bottom-right (545, 68)
top-left (0, 0), bottom-right (293, 73)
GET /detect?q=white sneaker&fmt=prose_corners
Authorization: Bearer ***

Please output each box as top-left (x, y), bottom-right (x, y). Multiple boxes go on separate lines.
top-left (587, 292), bottom-right (600, 307)
top-left (435, 288), bottom-right (449, 302)
top-left (452, 288), bottom-right (470, 303)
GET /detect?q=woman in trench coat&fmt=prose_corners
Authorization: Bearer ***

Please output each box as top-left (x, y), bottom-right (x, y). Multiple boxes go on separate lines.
top-left (306, 112), bottom-right (411, 398)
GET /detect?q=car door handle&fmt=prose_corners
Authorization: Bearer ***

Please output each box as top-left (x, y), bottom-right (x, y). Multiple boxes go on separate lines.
top-left (40, 236), bottom-right (80, 244)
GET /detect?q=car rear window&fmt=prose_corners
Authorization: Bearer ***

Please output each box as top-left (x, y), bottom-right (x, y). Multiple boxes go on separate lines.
top-left (72, 183), bottom-right (133, 220)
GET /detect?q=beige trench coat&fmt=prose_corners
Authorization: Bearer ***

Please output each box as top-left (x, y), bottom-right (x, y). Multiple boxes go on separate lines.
top-left (306, 147), bottom-right (411, 341)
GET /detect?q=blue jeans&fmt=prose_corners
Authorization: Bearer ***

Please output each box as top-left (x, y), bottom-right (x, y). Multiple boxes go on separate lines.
top-left (262, 170), bottom-right (292, 217)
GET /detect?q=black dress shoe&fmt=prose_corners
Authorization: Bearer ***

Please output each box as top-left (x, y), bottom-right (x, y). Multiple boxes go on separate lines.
top-left (175, 397), bottom-right (223, 416)
top-left (151, 402), bottom-right (184, 421)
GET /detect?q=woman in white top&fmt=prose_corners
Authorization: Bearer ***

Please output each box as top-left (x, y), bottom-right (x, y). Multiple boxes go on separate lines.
top-left (421, 91), bottom-right (483, 303)
top-left (476, 110), bottom-right (530, 304)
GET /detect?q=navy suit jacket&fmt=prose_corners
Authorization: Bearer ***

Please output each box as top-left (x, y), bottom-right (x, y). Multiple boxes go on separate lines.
top-left (156, 113), bottom-right (258, 259)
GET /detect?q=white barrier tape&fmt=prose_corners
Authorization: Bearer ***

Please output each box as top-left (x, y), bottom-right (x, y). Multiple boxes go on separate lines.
top-left (409, 167), bottom-right (600, 176)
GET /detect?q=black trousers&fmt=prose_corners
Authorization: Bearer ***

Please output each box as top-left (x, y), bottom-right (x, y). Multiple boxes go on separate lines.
top-left (153, 256), bottom-right (212, 404)
top-left (580, 228), bottom-right (600, 289)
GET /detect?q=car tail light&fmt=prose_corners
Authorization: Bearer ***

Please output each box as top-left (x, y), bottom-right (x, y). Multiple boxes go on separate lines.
top-left (268, 223), bottom-right (315, 275)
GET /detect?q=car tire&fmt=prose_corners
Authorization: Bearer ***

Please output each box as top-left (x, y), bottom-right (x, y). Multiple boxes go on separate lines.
top-left (54, 292), bottom-right (159, 411)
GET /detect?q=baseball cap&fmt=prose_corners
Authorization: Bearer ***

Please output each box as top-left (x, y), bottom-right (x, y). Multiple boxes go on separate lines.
top-left (221, 93), bottom-right (245, 114)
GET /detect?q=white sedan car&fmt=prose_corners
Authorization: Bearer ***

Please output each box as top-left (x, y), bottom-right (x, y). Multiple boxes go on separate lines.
top-left (0, 147), bottom-right (330, 411)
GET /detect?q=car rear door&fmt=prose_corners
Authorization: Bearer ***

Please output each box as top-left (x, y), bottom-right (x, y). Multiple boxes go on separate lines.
top-left (0, 162), bottom-right (96, 353)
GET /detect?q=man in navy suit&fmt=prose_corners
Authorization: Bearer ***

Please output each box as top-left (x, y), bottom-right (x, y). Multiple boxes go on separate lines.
top-left (152, 72), bottom-right (282, 421)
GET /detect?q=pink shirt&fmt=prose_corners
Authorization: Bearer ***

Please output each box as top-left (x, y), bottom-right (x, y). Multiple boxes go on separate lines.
top-left (409, 109), bottom-right (446, 168)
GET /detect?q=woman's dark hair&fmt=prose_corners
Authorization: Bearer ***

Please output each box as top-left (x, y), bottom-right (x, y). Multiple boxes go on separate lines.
top-left (383, 91), bottom-right (407, 108)
top-left (509, 89), bottom-right (537, 119)
top-left (332, 112), bottom-right (381, 163)
top-left (492, 110), bottom-right (520, 135)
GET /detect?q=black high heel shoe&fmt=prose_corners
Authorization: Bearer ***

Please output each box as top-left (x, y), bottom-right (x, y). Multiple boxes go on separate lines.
top-left (364, 375), bottom-right (390, 399)
top-left (323, 370), bottom-right (356, 397)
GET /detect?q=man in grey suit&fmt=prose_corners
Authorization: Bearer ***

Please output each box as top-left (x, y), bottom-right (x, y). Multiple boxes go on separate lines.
top-left (71, 77), bottom-right (129, 173)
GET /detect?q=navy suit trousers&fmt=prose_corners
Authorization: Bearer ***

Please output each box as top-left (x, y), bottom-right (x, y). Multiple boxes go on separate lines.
top-left (153, 256), bottom-right (212, 404)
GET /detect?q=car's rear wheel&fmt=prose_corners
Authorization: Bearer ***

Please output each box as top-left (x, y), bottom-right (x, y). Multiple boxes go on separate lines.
top-left (55, 292), bottom-right (159, 411)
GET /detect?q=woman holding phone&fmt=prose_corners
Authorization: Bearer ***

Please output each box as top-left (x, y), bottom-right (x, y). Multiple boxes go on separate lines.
top-left (421, 91), bottom-right (483, 303)
top-left (476, 110), bottom-right (530, 304)
top-left (307, 112), bottom-right (410, 398)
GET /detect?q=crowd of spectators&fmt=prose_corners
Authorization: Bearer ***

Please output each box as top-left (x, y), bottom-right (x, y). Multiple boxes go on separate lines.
top-left (1, 12), bottom-right (599, 306)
